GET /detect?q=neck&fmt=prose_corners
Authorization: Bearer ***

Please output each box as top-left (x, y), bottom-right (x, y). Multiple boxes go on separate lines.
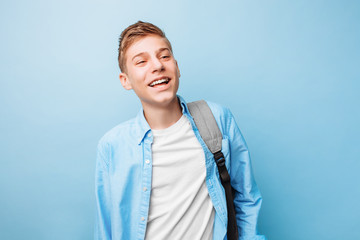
top-left (142, 97), bottom-right (183, 130)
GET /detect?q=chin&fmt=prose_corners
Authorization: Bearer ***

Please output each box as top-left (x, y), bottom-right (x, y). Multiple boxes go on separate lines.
top-left (150, 92), bottom-right (178, 107)
top-left (157, 94), bottom-right (178, 104)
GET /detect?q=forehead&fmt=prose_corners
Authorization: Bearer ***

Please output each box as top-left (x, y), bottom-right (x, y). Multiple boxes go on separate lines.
top-left (125, 35), bottom-right (171, 59)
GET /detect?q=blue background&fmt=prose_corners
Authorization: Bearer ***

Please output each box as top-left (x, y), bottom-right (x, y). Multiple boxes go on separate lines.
top-left (1, 0), bottom-right (359, 239)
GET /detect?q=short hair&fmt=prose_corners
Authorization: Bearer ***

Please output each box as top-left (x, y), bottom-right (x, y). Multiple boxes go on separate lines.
top-left (118, 21), bottom-right (173, 73)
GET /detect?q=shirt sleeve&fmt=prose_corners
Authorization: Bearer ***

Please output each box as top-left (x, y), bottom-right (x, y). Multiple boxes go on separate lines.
top-left (225, 109), bottom-right (266, 240)
top-left (94, 141), bottom-right (112, 240)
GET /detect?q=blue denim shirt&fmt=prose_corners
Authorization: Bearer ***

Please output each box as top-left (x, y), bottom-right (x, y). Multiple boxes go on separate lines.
top-left (95, 96), bottom-right (266, 240)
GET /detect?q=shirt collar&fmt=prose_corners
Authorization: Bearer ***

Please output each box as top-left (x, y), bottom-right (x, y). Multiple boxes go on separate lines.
top-left (135, 95), bottom-right (189, 145)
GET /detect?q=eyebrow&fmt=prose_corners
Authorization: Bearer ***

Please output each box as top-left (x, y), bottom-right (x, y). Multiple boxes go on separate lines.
top-left (131, 52), bottom-right (146, 61)
top-left (157, 48), bottom-right (170, 54)
top-left (131, 48), bottom-right (171, 61)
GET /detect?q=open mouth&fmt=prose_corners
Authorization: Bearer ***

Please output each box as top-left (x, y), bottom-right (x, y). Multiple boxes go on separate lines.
top-left (149, 78), bottom-right (170, 87)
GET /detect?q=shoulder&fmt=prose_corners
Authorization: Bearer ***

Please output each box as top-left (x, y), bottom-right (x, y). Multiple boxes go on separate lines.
top-left (202, 100), bottom-right (235, 136)
top-left (205, 101), bottom-right (232, 118)
top-left (97, 117), bottom-right (139, 149)
top-left (202, 100), bottom-right (247, 148)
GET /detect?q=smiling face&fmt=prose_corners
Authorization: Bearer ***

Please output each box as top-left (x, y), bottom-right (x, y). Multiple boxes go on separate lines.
top-left (119, 34), bottom-right (180, 110)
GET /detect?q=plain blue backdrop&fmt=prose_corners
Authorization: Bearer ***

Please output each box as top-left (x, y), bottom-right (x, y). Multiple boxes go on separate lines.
top-left (1, 0), bottom-right (359, 239)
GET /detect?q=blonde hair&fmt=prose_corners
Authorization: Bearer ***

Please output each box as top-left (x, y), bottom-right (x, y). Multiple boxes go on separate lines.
top-left (118, 21), bottom-right (173, 73)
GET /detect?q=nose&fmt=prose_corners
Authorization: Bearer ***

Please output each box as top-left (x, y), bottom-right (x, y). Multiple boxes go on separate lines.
top-left (151, 57), bottom-right (165, 73)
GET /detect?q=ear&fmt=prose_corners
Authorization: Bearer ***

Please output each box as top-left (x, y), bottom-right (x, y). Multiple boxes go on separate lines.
top-left (119, 73), bottom-right (132, 90)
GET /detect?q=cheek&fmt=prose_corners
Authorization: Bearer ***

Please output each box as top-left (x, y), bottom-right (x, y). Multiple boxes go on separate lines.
top-left (128, 68), bottom-right (146, 80)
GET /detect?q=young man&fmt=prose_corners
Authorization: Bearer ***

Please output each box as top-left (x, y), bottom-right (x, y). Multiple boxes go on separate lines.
top-left (95, 21), bottom-right (265, 240)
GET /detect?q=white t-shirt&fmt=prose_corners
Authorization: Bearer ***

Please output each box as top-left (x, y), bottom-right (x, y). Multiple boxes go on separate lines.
top-left (145, 115), bottom-right (215, 240)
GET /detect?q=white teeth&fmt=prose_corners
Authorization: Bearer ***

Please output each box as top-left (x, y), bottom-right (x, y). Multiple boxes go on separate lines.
top-left (150, 78), bottom-right (169, 87)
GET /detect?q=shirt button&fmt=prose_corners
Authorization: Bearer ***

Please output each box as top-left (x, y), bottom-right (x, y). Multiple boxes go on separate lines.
top-left (143, 187), bottom-right (147, 192)
top-left (141, 217), bottom-right (145, 221)
top-left (145, 159), bottom-right (150, 164)
top-left (148, 133), bottom-right (152, 137)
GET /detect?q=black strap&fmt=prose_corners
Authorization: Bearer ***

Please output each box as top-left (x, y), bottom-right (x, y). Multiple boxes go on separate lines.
top-left (214, 151), bottom-right (239, 240)
top-left (187, 101), bottom-right (239, 239)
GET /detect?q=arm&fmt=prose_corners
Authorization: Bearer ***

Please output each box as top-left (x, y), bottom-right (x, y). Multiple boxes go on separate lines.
top-left (94, 141), bottom-right (112, 239)
top-left (226, 109), bottom-right (266, 240)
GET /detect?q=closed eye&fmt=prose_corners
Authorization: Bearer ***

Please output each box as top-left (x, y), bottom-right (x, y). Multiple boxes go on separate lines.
top-left (136, 60), bottom-right (146, 65)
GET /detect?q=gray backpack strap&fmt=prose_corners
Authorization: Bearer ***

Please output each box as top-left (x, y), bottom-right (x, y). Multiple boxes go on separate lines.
top-left (187, 100), bottom-right (239, 240)
top-left (187, 100), bottom-right (222, 153)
